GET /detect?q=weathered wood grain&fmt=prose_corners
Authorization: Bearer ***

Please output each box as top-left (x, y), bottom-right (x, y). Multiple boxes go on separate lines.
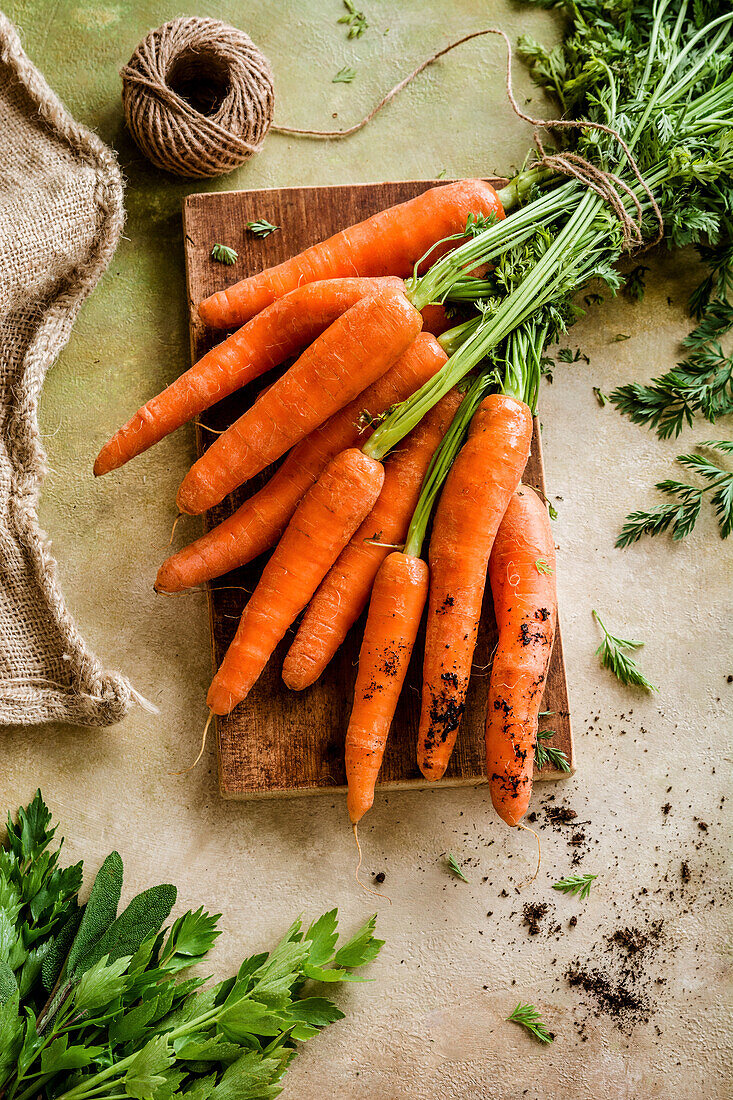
top-left (182, 179), bottom-right (574, 799)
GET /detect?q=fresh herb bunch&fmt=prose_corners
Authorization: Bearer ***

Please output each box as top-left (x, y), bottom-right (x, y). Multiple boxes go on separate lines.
top-left (0, 793), bottom-right (382, 1100)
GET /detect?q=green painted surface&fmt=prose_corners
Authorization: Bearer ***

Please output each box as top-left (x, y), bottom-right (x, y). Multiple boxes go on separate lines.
top-left (3, 4), bottom-right (730, 1097)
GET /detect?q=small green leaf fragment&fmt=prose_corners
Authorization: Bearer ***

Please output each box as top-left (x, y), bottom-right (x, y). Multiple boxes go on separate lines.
top-left (446, 854), bottom-right (469, 883)
top-left (210, 243), bottom-right (238, 265)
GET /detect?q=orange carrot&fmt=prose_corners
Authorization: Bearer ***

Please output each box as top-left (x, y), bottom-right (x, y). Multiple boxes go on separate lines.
top-left (419, 302), bottom-right (455, 339)
top-left (198, 180), bottom-right (505, 329)
top-left (156, 333), bottom-right (446, 593)
top-left (94, 278), bottom-right (403, 477)
top-left (345, 551), bottom-right (429, 824)
top-left (417, 394), bottom-right (533, 782)
top-left (207, 448), bottom-right (384, 715)
top-left (282, 388), bottom-right (463, 690)
top-left (177, 285), bottom-right (422, 515)
top-left (485, 485), bottom-right (557, 826)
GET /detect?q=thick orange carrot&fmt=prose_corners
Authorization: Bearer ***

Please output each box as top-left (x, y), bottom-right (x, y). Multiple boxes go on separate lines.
top-left (198, 180), bottom-right (505, 329)
top-left (207, 449), bottom-right (384, 715)
top-left (156, 333), bottom-right (447, 593)
top-left (417, 394), bottom-right (533, 782)
top-left (282, 387), bottom-right (463, 690)
top-left (345, 551), bottom-right (429, 824)
top-left (177, 285), bottom-right (422, 515)
top-left (486, 485), bottom-right (557, 826)
top-left (94, 277), bottom-right (403, 477)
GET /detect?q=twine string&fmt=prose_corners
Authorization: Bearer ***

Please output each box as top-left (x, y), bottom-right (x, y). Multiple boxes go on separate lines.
top-left (275, 27), bottom-right (663, 251)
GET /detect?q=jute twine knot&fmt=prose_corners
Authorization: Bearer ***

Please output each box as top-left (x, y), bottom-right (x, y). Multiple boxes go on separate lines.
top-left (121, 17), bottom-right (274, 179)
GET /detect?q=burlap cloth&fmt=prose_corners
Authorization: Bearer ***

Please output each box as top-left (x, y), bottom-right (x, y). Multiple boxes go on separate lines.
top-left (0, 13), bottom-right (149, 726)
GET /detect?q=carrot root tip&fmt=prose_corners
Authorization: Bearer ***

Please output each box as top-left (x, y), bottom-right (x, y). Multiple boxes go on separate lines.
top-left (352, 823), bottom-right (392, 905)
top-left (515, 821), bottom-right (542, 888)
top-left (170, 710), bottom-right (213, 776)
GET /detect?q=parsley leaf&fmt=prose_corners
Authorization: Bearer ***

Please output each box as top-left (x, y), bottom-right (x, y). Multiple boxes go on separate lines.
top-left (333, 66), bottom-right (356, 83)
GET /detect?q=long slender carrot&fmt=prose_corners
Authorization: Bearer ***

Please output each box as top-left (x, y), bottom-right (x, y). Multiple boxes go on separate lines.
top-left (178, 285), bottom-right (422, 515)
top-left (342, 373), bottom-right (493, 825)
top-left (486, 485), bottom-right (557, 826)
top-left (198, 180), bottom-right (505, 329)
top-left (345, 551), bottom-right (429, 824)
top-left (93, 278), bottom-right (403, 477)
top-left (156, 333), bottom-right (447, 593)
top-left (207, 448), bottom-right (384, 715)
top-left (282, 388), bottom-right (463, 691)
top-left (417, 393), bottom-right (533, 782)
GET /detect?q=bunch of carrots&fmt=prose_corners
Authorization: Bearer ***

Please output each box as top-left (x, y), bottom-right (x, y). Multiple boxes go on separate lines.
top-left (95, 178), bottom-right (558, 833)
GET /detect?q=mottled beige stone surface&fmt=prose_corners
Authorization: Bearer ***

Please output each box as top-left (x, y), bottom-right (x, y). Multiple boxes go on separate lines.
top-left (1, 2), bottom-right (731, 1097)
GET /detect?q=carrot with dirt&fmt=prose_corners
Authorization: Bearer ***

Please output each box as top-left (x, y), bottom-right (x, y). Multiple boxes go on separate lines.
top-left (207, 448), bottom-right (384, 715)
top-left (156, 333), bottom-right (447, 593)
top-left (485, 484), bottom-right (557, 827)
top-left (177, 284), bottom-right (422, 514)
top-left (198, 180), bottom-right (506, 329)
top-left (345, 374), bottom-right (494, 823)
top-left (415, 325), bottom-right (545, 782)
top-left (282, 387), bottom-right (463, 691)
top-left (94, 278), bottom-right (404, 477)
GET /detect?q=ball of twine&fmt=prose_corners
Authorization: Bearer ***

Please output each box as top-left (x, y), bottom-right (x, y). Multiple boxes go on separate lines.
top-left (121, 17), bottom-right (274, 179)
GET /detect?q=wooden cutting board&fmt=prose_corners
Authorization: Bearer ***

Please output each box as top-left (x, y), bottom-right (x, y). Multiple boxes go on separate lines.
top-left (182, 179), bottom-right (574, 799)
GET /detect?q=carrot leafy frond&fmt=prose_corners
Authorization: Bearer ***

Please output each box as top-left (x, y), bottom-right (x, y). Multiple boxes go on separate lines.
top-left (553, 873), bottom-right (598, 900)
top-left (210, 243), bottom-right (237, 265)
top-left (592, 611), bottom-right (657, 692)
top-left (617, 441), bottom-right (733, 545)
top-left (445, 853), bottom-right (469, 883)
top-left (535, 730), bottom-right (570, 773)
top-left (506, 1001), bottom-right (554, 1044)
top-left (246, 220), bottom-right (280, 238)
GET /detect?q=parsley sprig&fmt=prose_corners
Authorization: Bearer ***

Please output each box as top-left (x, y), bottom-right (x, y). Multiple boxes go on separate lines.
top-left (506, 1002), bottom-right (553, 1044)
top-left (0, 793), bottom-right (383, 1100)
top-left (592, 610), bottom-right (657, 692)
top-left (618, 440), bottom-right (733, 545)
top-left (553, 873), bottom-right (598, 899)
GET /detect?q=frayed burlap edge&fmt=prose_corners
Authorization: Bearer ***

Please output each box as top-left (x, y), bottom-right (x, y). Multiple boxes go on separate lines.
top-left (0, 13), bottom-right (155, 726)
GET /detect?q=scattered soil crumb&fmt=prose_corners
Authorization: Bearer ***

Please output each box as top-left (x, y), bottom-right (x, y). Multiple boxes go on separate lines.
top-left (522, 901), bottom-right (550, 935)
top-left (565, 918), bottom-right (665, 1033)
top-left (545, 806), bottom-right (578, 825)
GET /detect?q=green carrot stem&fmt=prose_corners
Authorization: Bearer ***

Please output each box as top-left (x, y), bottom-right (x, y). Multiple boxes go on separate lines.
top-left (403, 372), bottom-right (497, 559)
